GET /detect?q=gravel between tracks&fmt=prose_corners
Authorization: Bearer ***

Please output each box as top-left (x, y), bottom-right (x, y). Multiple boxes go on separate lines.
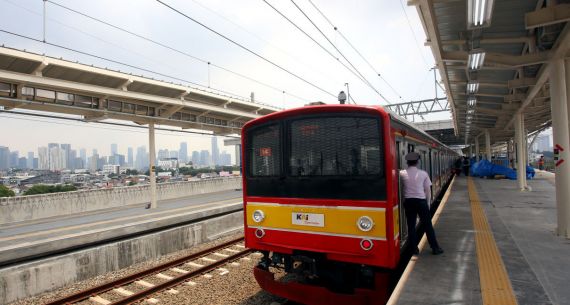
top-left (9, 232), bottom-right (285, 305)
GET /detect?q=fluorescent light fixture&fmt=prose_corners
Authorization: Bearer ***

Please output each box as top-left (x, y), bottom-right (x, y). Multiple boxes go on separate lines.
top-left (467, 115), bottom-right (473, 121)
top-left (468, 0), bottom-right (495, 28)
top-left (467, 82), bottom-right (479, 94)
top-left (467, 108), bottom-right (475, 114)
top-left (468, 50), bottom-right (486, 70)
top-left (467, 96), bottom-right (477, 107)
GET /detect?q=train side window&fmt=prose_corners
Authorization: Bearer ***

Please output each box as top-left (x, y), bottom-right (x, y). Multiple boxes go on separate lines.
top-left (408, 143), bottom-right (415, 153)
top-left (396, 141), bottom-right (402, 170)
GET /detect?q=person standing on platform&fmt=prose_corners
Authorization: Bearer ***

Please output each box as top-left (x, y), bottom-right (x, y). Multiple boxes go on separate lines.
top-left (462, 156), bottom-right (470, 176)
top-left (400, 152), bottom-right (444, 255)
top-left (538, 155), bottom-right (545, 170)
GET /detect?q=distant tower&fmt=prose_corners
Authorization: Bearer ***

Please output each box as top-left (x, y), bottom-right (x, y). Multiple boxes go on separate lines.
top-left (179, 142), bottom-right (188, 163)
top-left (128, 147), bottom-right (134, 167)
top-left (211, 136), bottom-right (220, 166)
top-left (111, 143), bottom-right (118, 156)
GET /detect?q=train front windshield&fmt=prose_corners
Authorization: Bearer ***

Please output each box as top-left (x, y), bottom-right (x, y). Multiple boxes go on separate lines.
top-left (246, 114), bottom-right (386, 200)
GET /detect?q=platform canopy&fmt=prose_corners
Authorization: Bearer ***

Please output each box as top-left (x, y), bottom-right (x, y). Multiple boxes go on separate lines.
top-left (412, 0), bottom-right (570, 145)
top-left (0, 46), bottom-right (280, 134)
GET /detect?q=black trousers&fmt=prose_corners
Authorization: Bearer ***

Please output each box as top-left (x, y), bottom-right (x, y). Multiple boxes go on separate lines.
top-left (404, 198), bottom-right (440, 250)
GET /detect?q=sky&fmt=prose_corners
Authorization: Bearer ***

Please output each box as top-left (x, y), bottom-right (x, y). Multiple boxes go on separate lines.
top-left (0, 0), bottom-right (449, 160)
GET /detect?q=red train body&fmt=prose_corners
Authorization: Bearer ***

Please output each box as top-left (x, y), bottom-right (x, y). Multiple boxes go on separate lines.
top-left (241, 104), bottom-right (456, 305)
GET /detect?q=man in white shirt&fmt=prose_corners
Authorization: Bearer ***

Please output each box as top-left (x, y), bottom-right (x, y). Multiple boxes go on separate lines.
top-left (400, 152), bottom-right (444, 255)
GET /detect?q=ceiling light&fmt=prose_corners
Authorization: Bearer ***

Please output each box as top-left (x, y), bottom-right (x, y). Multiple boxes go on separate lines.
top-left (467, 82), bottom-right (479, 94)
top-left (467, 108), bottom-right (475, 114)
top-left (468, 50), bottom-right (486, 70)
top-left (468, 96), bottom-right (477, 107)
top-left (468, 0), bottom-right (495, 28)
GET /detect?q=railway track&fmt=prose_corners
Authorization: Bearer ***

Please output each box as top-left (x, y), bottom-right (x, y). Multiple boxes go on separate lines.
top-left (45, 236), bottom-right (253, 305)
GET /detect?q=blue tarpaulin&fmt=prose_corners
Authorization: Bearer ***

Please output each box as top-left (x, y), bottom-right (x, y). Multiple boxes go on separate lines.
top-left (469, 160), bottom-right (534, 180)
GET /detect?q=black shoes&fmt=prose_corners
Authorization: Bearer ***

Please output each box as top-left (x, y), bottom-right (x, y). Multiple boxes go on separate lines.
top-left (432, 247), bottom-right (444, 255)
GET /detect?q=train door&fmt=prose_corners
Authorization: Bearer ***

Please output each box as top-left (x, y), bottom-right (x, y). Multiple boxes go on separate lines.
top-left (396, 140), bottom-right (408, 250)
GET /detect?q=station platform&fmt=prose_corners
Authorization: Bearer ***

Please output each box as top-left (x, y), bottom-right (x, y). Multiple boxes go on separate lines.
top-left (0, 190), bottom-right (242, 266)
top-left (393, 172), bottom-right (569, 305)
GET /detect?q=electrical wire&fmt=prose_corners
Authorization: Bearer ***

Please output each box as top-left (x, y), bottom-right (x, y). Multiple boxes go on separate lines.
top-left (43, 0), bottom-right (308, 104)
top-left (307, 0), bottom-right (404, 102)
top-left (398, 0), bottom-right (431, 67)
top-left (289, 0), bottom-right (389, 103)
top-left (154, 0), bottom-right (338, 100)
top-left (0, 109), bottom-right (241, 138)
top-left (188, 0), bottom-right (344, 87)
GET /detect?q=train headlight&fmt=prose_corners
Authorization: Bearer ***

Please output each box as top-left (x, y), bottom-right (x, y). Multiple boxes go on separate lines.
top-left (252, 210), bottom-right (265, 223)
top-left (357, 216), bottom-right (374, 232)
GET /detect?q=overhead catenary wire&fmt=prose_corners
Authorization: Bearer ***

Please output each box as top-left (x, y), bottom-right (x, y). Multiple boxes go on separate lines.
top-left (288, 0), bottom-right (389, 103)
top-left (307, 0), bottom-right (404, 102)
top-left (42, 0), bottom-right (309, 104)
top-left (154, 0), bottom-right (338, 100)
top-left (398, 0), bottom-right (431, 67)
top-left (0, 110), bottom-right (241, 139)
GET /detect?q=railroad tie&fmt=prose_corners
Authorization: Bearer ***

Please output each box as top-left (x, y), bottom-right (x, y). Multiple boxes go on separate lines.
top-left (186, 262), bottom-right (205, 268)
top-left (202, 273), bottom-right (213, 279)
top-left (155, 273), bottom-right (174, 280)
top-left (200, 257), bottom-right (217, 262)
top-left (235, 244), bottom-right (246, 248)
top-left (146, 298), bottom-right (159, 304)
top-left (240, 257), bottom-right (251, 261)
top-left (135, 280), bottom-right (155, 288)
top-left (217, 268), bottom-right (230, 275)
top-left (230, 262), bottom-right (240, 267)
top-left (185, 281), bottom-right (198, 286)
top-left (89, 295), bottom-right (111, 305)
top-left (224, 248), bottom-right (240, 253)
top-left (167, 289), bottom-right (179, 294)
top-left (170, 267), bottom-right (189, 274)
top-left (213, 252), bottom-right (229, 257)
top-left (113, 288), bottom-right (134, 296)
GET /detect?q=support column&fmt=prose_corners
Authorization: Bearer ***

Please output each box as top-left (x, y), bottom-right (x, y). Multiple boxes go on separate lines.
top-left (475, 136), bottom-right (480, 162)
top-left (551, 58), bottom-right (570, 237)
top-left (485, 130), bottom-right (491, 161)
top-left (149, 122), bottom-right (157, 209)
top-left (469, 145), bottom-right (473, 158)
top-left (515, 113), bottom-right (528, 191)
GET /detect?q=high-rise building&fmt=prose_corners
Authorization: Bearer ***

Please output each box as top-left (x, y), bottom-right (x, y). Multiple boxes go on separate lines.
top-left (200, 150), bottom-right (211, 167)
top-left (169, 150), bottom-right (179, 159)
top-left (89, 154), bottom-right (99, 172)
top-left (179, 142), bottom-right (188, 163)
top-left (220, 151), bottom-right (232, 166)
top-left (191, 151), bottom-right (200, 166)
top-left (135, 146), bottom-right (148, 170)
top-left (69, 149), bottom-right (77, 170)
top-left (38, 147), bottom-right (49, 170)
top-left (49, 145), bottom-right (61, 170)
top-left (9, 151), bottom-right (19, 168)
top-left (27, 152), bottom-right (34, 169)
top-left (0, 146), bottom-right (10, 170)
top-left (111, 143), bottom-right (118, 156)
top-left (211, 136), bottom-right (220, 166)
top-left (18, 157), bottom-right (27, 169)
top-left (60, 144), bottom-right (71, 169)
top-left (80, 148), bottom-right (87, 167)
top-left (127, 147), bottom-right (134, 167)
top-left (157, 149), bottom-right (170, 160)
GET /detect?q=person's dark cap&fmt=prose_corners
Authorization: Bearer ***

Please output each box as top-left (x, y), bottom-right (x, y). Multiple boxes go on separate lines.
top-left (405, 152), bottom-right (420, 161)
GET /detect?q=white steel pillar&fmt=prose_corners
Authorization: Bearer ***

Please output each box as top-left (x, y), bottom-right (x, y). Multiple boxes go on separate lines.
top-left (475, 136), bottom-right (480, 162)
top-left (550, 58), bottom-right (570, 237)
top-left (485, 130), bottom-right (491, 161)
top-left (149, 122), bottom-right (158, 209)
top-left (469, 145), bottom-right (473, 158)
top-left (515, 113), bottom-right (528, 191)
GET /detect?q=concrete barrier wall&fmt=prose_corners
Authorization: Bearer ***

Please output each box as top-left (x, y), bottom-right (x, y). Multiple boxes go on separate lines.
top-left (0, 211), bottom-right (243, 304)
top-left (0, 177), bottom-right (242, 224)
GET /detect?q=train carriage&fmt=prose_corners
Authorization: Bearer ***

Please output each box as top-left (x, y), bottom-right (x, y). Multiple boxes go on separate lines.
top-left (241, 104), bottom-right (456, 305)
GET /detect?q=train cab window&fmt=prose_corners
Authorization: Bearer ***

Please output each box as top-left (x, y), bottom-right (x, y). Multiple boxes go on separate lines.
top-left (247, 123), bottom-right (281, 177)
top-left (289, 117), bottom-right (382, 177)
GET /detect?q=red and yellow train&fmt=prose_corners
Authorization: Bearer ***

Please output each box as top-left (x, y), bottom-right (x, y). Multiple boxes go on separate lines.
top-left (241, 104), bottom-right (456, 305)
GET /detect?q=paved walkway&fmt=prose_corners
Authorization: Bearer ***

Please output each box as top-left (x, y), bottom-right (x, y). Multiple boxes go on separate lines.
top-left (395, 174), bottom-right (569, 305)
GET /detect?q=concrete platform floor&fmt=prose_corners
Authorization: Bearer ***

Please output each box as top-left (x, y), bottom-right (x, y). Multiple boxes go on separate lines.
top-left (395, 173), bottom-right (570, 305)
top-left (0, 190), bottom-right (242, 265)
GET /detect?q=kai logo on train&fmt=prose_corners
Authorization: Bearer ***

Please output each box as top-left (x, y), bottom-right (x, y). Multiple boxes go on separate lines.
top-left (292, 212), bottom-right (325, 227)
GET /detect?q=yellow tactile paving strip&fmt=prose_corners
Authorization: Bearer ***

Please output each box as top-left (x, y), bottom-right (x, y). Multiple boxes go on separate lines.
top-left (468, 177), bottom-right (518, 305)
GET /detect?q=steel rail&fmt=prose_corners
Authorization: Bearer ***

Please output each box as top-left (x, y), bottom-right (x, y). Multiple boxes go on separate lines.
top-left (111, 248), bottom-right (253, 305)
top-left (46, 236), bottom-right (246, 305)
